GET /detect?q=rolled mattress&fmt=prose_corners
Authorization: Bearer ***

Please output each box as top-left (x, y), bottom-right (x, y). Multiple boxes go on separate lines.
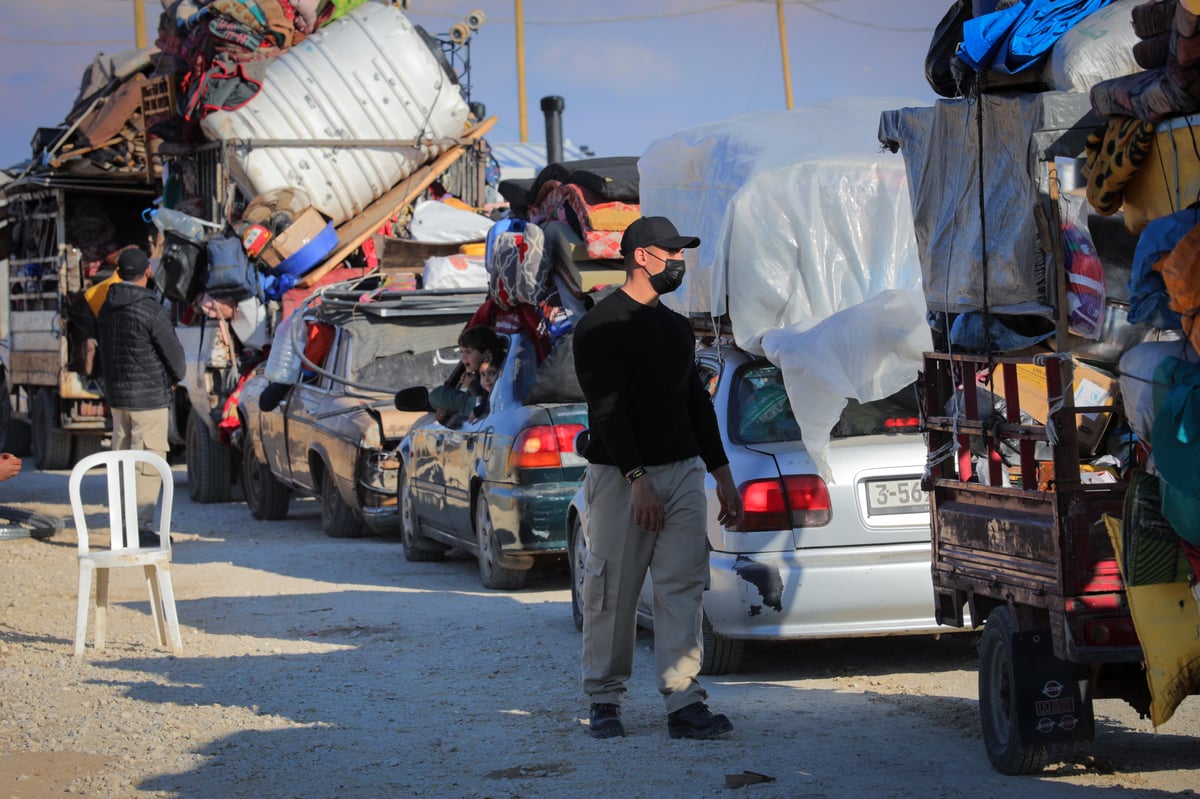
top-left (201, 2), bottom-right (470, 225)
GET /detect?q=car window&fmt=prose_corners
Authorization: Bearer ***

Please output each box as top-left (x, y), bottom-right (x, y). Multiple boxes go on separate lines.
top-left (345, 318), bottom-right (465, 390)
top-left (729, 360), bottom-right (921, 444)
top-left (696, 362), bottom-right (719, 398)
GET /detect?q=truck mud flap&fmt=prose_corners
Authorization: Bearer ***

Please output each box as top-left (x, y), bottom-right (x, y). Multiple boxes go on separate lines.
top-left (1013, 630), bottom-right (1095, 746)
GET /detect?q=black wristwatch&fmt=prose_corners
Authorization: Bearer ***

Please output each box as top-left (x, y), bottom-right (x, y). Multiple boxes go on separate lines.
top-left (625, 466), bottom-right (647, 484)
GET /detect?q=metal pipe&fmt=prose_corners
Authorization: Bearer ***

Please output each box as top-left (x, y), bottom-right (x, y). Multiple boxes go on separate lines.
top-left (541, 95), bottom-right (565, 166)
top-left (776, 0), bottom-right (794, 111)
top-left (515, 0), bottom-right (528, 142)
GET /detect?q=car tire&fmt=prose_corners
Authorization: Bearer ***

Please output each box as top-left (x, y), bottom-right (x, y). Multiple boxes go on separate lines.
top-left (0, 505), bottom-right (62, 541)
top-left (30, 388), bottom-right (72, 470)
top-left (400, 467), bottom-right (445, 562)
top-left (320, 466), bottom-right (364, 538)
top-left (474, 496), bottom-right (526, 590)
top-left (186, 414), bottom-right (232, 503)
top-left (72, 434), bottom-right (106, 462)
top-left (978, 606), bottom-right (1052, 775)
top-left (700, 611), bottom-right (744, 675)
top-left (568, 515), bottom-right (586, 632)
top-left (242, 442), bottom-right (290, 521)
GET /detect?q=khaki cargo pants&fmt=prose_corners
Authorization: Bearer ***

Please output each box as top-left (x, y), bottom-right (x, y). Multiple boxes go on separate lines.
top-left (580, 456), bottom-right (709, 714)
top-left (110, 407), bottom-right (170, 529)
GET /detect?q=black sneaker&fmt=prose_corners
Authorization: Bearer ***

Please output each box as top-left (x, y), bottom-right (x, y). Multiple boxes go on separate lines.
top-left (667, 702), bottom-right (733, 740)
top-left (588, 703), bottom-right (624, 739)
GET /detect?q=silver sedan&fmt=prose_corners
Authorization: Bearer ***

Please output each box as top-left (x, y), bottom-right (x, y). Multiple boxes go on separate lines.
top-left (567, 344), bottom-right (962, 674)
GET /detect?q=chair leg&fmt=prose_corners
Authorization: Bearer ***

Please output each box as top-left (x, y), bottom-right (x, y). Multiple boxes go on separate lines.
top-left (145, 565), bottom-right (167, 647)
top-left (154, 564), bottom-right (183, 655)
top-left (75, 564), bottom-right (93, 657)
top-left (94, 568), bottom-right (110, 652)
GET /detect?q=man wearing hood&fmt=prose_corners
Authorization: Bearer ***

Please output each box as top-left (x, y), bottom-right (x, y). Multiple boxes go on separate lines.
top-left (97, 248), bottom-right (186, 544)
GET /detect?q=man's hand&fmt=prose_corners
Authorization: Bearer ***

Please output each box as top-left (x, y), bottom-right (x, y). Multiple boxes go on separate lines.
top-left (0, 453), bottom-right (22, 482)
top-left (631, 477), bottom-right (665, 532)
top-left (712, 464), bottom-right (741, 526)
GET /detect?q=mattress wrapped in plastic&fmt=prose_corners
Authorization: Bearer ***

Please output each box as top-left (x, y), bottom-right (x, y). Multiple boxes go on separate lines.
top-left (638, 98), bottom-right (926, 355)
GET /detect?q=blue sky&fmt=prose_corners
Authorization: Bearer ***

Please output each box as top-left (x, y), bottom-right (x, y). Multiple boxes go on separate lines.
top-left (0, 0), bottom-right (946, 169)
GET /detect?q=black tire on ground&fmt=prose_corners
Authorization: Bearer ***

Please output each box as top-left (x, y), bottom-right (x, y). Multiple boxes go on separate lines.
top-left (242, 442), bottom-right (290, 520)
top-left (5, 419), bottom-right (32, 458)
top-left (568, 515), bottom-right (586, 632)
top-left (400, 467), bottom-right (445, 561)
top-left (72, 434), bottom-right (107, 462)
top-left (701, 611), bottom-right (744, 675)
top-left (320, 466), bottom-right (364, 538)
top-left (0, 505), bottom-right (63, 540)
top-left (979, 606), bottom-right (1052, 775)
top-left (30, 388), bottom-right (72, 470)
top-left (474, 496), bottom-right (526, 590)
top-left (186, 414), bottom-right (232, 503)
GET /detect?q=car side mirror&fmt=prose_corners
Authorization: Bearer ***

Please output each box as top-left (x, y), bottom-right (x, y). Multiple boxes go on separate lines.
top-left (395, 386), bottom-right (432, 412)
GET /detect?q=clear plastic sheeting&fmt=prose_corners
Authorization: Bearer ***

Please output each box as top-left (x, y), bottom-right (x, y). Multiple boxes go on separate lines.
top-left (878, 91), bottom-right (1101, 318)
top-left (638, 99), bottom-right (926, 354)
top-left (760, 290), bottom-right (932, 483)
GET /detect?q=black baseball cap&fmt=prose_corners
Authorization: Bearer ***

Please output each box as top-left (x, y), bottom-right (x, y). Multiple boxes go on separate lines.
top-left (620, 216), bottom-right (700, 255)
top-left (116, 248), bottom-right (150, 279)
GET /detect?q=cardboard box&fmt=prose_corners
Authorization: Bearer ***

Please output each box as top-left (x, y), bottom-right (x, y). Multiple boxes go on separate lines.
top-left (261, 207), bottom-right (328, 268)
top-left (990, 358), bottom-right (1117, 455)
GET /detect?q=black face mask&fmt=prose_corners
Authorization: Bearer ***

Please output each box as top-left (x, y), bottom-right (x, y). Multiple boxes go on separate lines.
top-left (641, 251), bottom-right (686, 295)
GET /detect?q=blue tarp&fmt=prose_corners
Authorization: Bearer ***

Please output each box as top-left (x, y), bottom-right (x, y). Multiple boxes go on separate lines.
top-left (959, 0), bottom-right (1113, 75)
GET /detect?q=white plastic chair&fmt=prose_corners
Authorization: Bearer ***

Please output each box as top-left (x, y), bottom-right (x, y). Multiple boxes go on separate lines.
top-left (70, 450), bottom-right (182, 656)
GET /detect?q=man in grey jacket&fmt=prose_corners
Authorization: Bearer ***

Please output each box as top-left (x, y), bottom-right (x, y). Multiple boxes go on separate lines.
top-left (97, 248), bottom-right (186, 544)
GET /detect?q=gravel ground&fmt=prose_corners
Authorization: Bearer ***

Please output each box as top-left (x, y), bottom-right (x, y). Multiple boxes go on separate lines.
top-left (2, 463), bottom-right (1200, 798)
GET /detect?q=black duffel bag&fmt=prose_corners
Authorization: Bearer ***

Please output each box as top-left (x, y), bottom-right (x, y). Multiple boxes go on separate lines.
top-left (156, 231), bottom-right (207, 303)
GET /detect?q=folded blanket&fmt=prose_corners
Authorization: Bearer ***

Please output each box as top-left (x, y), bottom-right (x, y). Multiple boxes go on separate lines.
top-left (1082, 115), bottom-right (1155, 214)
top-left (531, 181), bottom-right (640, 260)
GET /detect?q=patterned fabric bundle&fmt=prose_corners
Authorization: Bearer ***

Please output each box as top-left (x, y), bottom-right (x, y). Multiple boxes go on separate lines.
top-left (1081, 115), bottom-right (1156, 214)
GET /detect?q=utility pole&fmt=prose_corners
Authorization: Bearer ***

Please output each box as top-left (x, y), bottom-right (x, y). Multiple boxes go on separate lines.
top-left (776, 0), bottom-right (794, 110)
top-left (133, 0), bottom-right (147, 49)
top-left (515, 0), bottom-right (528, 142)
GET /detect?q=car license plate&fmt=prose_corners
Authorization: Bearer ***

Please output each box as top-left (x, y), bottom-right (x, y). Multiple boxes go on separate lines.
top-left (865, 478), bottom-right (928, 516)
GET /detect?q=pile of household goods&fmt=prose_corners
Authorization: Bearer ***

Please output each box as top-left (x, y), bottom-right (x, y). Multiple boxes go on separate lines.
top-left (638, 98), bottom-right (928, 480)
top-left (887, 0), bottom-right (1200, 715)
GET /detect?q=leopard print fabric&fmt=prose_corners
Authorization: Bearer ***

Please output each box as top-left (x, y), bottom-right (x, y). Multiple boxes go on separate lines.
top-left (1082, 116), bottom-right (1156, 214)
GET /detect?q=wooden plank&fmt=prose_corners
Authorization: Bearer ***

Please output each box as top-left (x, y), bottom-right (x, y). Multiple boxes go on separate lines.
top-left (12, 331), bottom-right (60, 351)
top-left (10, 310), bottom-right (60, 333)
top-left (9, 352), bottom-right (59, 387)
top-left (298, 117), bottom-right (497, 288)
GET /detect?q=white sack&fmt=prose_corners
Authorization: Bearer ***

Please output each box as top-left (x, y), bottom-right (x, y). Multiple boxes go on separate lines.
top-left (1048, 0), bottom-right (1142, 93)
top-left (423, 254), bottom-right (488, 289)
top-left (410, 200), bottom-right (492, 243)
top-left (760, 290), bottom-right (932, 482)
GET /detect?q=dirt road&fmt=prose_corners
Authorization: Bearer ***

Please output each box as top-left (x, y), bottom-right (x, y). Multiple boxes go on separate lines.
top-left (2, 464), bottom-right (1198, 798)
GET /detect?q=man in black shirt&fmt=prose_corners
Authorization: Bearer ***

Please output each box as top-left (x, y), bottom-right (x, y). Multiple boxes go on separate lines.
top-left (572, 216), bottom-right (741, 740)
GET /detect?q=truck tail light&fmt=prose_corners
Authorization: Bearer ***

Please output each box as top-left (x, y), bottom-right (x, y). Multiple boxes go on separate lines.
top-left (728, 475), bottom-right (831, 532)
top-left (509, 423), bottom-right (585, 469)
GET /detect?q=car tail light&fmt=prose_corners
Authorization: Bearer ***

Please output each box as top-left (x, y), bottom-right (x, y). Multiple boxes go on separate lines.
top-left (728, 475), bottom-right (831, 532)
top-left (509, 423), bottom-right (585, 469)
top-left (884, 417), bottom-right (921, 431)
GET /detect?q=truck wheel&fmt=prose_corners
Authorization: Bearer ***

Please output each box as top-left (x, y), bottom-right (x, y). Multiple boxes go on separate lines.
top-left (186, 415), bottom-right (232, 503)
top-left (30, 388), bottom-right (72, 470)
top-left (73, 434), bottom-right (106, 461)
top-left (701, 611), bottom-right (745, 675)
top-left (242, 442), bottom-right (290, 520)
top-left (568, 515), bottom-right (586, 631)
top-left (400, 467), bottom-right (445, 561)
top-left (979, 606), bottom-right (1052, 775)
top-left (320, 467), bottom-right (364, 538)
top-left (474, 497), bottom-right (526, 590)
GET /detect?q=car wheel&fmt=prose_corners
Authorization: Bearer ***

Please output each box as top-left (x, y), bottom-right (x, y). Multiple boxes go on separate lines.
top-left (568, 515), bottom-right (586, 632)
top-left (474, 496), bottom-right (526, 590)
top-left (700, 611), bottom-right (744, 675)
top-left (186, 414), bottom-right (232, 503)
top-left (72, 434), bottom-right (106, 462)
top-left (320, 466), bottom-right (364, 538)
top-left (242, 442), bottom-right (290, 521)
top-left (30, 388), bottom-right (72, 470)
top-left (400, 466), bottom-right (445, 562)
top-left (979, 606), bottom-right (1052, 775)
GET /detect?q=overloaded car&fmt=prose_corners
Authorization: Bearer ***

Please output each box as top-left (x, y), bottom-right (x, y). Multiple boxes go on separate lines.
top-left (396, 330), bottom-right (587, 589)
top-left (239, 284), bottom-right (482, 537)
top-left (568, 343), bottom-right (963, 674)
